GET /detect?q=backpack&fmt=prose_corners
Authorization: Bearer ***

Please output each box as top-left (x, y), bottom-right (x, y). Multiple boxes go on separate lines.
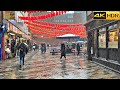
top-left (19, 43), bottom-right (25, 53)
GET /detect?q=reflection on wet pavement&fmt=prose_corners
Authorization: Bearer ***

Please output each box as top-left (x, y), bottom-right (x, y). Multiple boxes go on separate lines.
top-left (0, 49), bottom-right (120, 79)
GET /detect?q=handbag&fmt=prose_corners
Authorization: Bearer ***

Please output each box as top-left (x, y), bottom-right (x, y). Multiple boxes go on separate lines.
top-left (5, 48), bottom-right (11, 54)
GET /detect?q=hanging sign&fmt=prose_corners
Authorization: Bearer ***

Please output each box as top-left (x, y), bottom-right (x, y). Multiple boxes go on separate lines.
top-left (5, 11), bottom-right (15, 20)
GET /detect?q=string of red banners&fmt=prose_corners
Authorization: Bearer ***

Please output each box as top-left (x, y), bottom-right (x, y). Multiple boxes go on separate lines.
top-left (19, 11), bottom-right (68, 20)
top-left (29, 26), bottom-right (87, 37)
top-left (31, 28), bottom-right (87, 38)
top-left (28, 25), bottom-right (86, 33)
top-left (18, 11), bottom-right (87, 38)
top-left (27, 24), bottom-right (86, 31)
top-left (24, 21), bottom-right (85, 31)
top-left (28, 25), bottom-right (86, 36)
top-left (30, 28), bottom-right (87, 38)
top-left (24, 20), bottom-right (86, 36)
top-left (25, 21), bottom-right (87, 38)
top-left (24, 21), bottom-right (82, 28)
top-left (30, 27), bottom-right (85, 34)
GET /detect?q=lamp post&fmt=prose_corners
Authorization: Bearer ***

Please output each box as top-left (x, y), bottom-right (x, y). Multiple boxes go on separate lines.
top-left (0, 11), bottom-right (3, 61)
top-left (0, 11), bottom-right (6, 61)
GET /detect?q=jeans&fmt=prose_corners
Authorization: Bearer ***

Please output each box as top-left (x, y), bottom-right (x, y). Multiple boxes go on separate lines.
top-left (19, 54), bottom-right (25, 65)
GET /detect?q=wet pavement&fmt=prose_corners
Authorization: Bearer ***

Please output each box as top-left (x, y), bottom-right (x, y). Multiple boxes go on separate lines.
top-left (0, 49), bottom-right (120, 79)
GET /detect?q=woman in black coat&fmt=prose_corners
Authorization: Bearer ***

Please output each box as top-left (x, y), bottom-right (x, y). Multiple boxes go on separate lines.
top-left (76, 43), bottom-right (80, 56)
top-left (60, 43), bottom-right (66, 59)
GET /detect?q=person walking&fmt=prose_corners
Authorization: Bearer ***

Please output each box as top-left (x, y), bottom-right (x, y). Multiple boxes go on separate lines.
top-left (16, 42), bottom-right (20, 57)
top-left (5, 44), bottom-right (11, 59)
top-left (33, 45), bottom-right (36, 51)
top-left (18, 40), bottom-right (26, 69)
top-left (76, 43), bottom-right (80, 56)
top-left (60, 43), bottom-right (66, 59)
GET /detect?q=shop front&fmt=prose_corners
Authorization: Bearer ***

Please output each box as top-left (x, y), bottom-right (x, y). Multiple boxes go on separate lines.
top-left (85, 20), bottom-right (120, 72)
top-left (4, 22), bottom-right (23, 58)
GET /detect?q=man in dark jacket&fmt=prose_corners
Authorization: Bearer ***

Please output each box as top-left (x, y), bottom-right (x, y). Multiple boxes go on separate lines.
top-left (18, 40), bottom-right (26, 69)
top-left (76, 43), bottom-right (80, 56)
top-left (60, 43), bottom-right (66, 59)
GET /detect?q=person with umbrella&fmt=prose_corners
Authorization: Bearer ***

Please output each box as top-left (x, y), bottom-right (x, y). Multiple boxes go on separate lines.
top-left (76, 43), bottom-right (80, 56)
top-left (60, 43), bottom-right (66, 59)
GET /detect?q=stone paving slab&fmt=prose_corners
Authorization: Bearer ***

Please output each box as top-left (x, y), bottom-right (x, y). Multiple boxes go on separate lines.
top-left (0, 50), bottom-right (120, 79)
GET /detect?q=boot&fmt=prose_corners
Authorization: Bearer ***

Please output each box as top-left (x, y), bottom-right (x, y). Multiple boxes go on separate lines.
top-left (19, 65), bottom-right (22, 69)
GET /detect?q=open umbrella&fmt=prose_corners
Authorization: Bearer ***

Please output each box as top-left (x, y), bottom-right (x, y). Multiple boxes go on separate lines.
top-left (56, 34), bottom-right (80, 41)
top-left (56, 34), bottom-right (80, 42)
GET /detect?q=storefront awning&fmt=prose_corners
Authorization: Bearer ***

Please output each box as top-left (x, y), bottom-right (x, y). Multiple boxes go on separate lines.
top-left (8, 31), bottom-right (22, 37)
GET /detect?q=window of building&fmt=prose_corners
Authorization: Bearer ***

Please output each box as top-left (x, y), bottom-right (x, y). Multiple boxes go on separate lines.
top-left (98, 27), bottom-right (106, 48)
top-left (68, 15), bottom-right (73, 18)
top-left (108, 29), bottom-right (118, 48)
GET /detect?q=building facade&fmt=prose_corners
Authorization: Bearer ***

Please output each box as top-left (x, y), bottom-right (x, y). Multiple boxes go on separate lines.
top-left (73, 11), bottom-right (87, 24)
top-left (84, 11), bottom-right (120, 72)
top-left (0, 11), bottom-right (32, 60)
top-left (53, 13), bottom-right (74, 24)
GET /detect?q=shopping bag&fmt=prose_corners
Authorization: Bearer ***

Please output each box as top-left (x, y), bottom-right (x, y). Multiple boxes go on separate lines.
top-left (5, 48), bottom-right (11, 54)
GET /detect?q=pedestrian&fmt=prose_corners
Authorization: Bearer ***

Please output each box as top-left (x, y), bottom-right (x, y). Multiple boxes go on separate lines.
top-left (5, 44), bottom-right (11, 59)
top-left (18, 40), bottom-right (26, 69)
top-left (16, 42), bottom-right (20, 57)
top-left (60, 43), bottom-right (66, 59)
top-left (11, 40), bottom-right (16, 58)
top-left (23, 42), bottom-right (28, 54)
top-left (33, 44), bottom-right (36, 51)
top-left (76, 43), bottom-right (80, 56)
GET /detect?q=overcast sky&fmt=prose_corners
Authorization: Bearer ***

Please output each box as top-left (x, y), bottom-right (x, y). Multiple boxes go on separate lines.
top-left (67, 11), bottom-right (74, 13)
top-left (47, 11), bottom-right (74, 13)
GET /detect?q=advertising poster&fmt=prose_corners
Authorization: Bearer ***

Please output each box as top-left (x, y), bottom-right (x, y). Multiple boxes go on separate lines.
top-left (108, 29), bottom-right (118, 48)
top-left (98, 28), bottom-right (106, 48)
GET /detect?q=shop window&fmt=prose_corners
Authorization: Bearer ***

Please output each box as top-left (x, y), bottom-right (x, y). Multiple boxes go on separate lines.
top-left (98, 28), bottom-right (106, 48)
top-left (108, 29), bottom-right (118, 48)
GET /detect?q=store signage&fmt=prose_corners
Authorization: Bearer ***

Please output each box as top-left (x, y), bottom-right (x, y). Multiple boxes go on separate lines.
top-left (93, 11), bottom-right (120, 20)
top-left (5, 11), bottom-right (15, 20)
